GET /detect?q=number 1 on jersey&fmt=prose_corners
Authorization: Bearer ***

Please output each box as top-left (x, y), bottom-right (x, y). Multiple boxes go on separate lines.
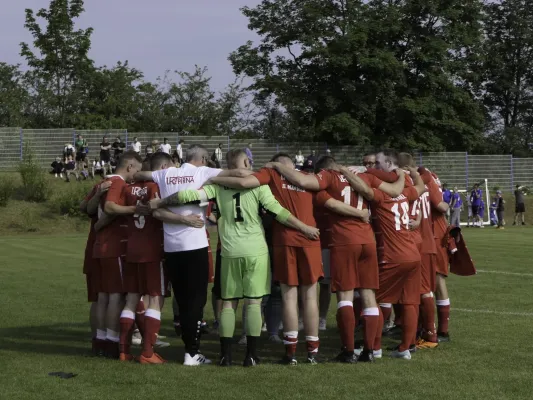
top-left (232, 193), bottom-right (244, 222)
top-left (341, 187), bottom-right (363, 210)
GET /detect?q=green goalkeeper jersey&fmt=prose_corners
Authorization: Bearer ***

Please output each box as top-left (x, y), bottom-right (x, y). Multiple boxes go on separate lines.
top-left (178, 184), bottom-right (291, 258)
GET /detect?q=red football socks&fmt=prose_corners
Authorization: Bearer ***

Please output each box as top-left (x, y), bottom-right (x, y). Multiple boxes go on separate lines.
top-left (336, 302), bottom-right (355, 352)
top-left (142, 309), bottom-right (161, 358)
top-left (436, 299), bottom-right (450, 334)
top-left (400, 304), bottom-right (417, 352)
top-left (421, 296), bottom-right (437, 342)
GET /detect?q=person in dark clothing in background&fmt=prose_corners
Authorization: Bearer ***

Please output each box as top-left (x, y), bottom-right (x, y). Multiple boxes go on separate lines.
top-left (51, 157), bottom-right (64, 178)
top-left (514, 184), bottom-right (526, 225)
top-left (304, 150), bottom-right (317, 172)
top-left (495, 190), bottom-right (505, 229)
top-left (112, 137), bottom-right (126, 160)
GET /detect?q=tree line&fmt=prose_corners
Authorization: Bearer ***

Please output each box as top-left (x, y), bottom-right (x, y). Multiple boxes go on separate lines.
top-left (0, 0), bottom-right (532, 156)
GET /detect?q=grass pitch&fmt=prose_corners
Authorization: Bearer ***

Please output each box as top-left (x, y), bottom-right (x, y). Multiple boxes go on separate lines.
top-left (1, 227), bottom-right (532, 400)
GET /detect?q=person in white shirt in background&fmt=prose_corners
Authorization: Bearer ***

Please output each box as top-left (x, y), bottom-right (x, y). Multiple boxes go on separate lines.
top-left (160, 137), bottom-right (172, 154)
top-left (177, 139), bottom-right (184, 164)
top-left (130, 137), bottom-right (141, 154)
top-left (294, 150), bottom-right (304, 170)
top-left (214, 143), bottom-right (223, 168)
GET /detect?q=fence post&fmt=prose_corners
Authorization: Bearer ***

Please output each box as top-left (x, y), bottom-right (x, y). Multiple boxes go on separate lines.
top-left (227, 136), bottom-right (230, 152)
top-left (419, 152), bottom-right (423, 166)
top-left (510, 157), bottom-right (514, 191)
top-left (276, 143), bottom-right (279, 152)
top-left (72, 129), bottom-right (76, 144)
top-left (125, 130), bottom-right (129, 147)
top-left (19, 128), bottom-right (23, 160)
top-left (465, 152), bottom-right (469, 189)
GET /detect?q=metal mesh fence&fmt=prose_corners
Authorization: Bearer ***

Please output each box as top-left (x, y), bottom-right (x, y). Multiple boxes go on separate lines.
top-left (1, 128), bottom-right (533, 190)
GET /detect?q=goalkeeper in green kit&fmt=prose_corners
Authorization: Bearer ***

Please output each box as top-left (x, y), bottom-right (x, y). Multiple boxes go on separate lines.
top-left (149, 149), bottom-right (320, 367)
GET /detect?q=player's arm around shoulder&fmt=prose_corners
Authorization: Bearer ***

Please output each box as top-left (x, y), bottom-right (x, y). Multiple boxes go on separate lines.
top-left (268, 162), bottom-right (322, 190)
top-left (339, 166), bottom-right (374, 200)
top-left (406, 167), bottom-right (426, 198)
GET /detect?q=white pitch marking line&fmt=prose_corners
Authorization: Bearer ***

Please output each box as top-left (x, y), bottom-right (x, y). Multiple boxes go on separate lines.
top-left (453, 308), bottom-right (533, 317)
top-left (476, 269), bottom-right (533, 277)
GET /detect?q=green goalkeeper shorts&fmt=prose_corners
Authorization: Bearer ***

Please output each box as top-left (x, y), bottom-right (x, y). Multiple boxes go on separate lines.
top-left (220, 254), bottom-right (271, 300)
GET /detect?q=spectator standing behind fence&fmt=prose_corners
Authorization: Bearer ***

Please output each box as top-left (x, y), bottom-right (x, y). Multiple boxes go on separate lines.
top-left (212, 143), bottom-right (223, 168)
top-left (112, 136), bottom-right (125, 160)
top-left (74, 134), bottom-right (88, 165)
top-left (245, 143), bottom-right (253, 168)
top-left (130, 136), bottom-right (141, 154)
top-left (294, 150), bottom-right (304, 170)
top-left (160, 138), bottom-right (172, 154)
top-left (495, 190), bottom-right (505, 229)
top-left (450, 187), bottom-right (462, 226)
top-left (64, 143), bottom-right (75, 159)
top-left (100, 137), bottom-right (111, 164)
top-left (177, 139), bottom-right (184, 164)
top-left (514, 185), bottom-right (526, 225)
top-left (304, 150), bottom-right (317, 172)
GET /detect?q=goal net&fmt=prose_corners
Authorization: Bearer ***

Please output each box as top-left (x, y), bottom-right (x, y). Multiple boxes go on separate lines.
top-left (455, 179), bottom-right (492, 227)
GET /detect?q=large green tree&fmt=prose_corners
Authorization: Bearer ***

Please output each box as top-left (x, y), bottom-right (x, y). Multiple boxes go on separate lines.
top-left (0, 63), bottom-right (28, 127)
top-left (231, 0), bottom-right (485, 151)
top-left (480, 0), bottom-right (533, 156)
top-left (20, 0), bottom-right (94, 128)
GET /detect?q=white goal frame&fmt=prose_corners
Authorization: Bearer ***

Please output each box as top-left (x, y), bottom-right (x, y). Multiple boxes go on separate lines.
top-left (456, 178), bottom-right (491, 226)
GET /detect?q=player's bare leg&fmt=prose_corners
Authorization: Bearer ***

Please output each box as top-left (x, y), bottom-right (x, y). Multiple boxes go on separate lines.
top-left (335, 290), bottom-right (357, 363)
top-left (435, 274), bottom-right (451, 342)
top-left (118, 293), bottom-right (141, 361)
top-left (318, 283), bottom-right (331, 331)
top-left (280, 284), bottom-right (299, 365)
top-left (95, 292), bottom-right (108, 356)
top-left (139, 295), bottom-right (166, 364)
top-left (299, 283), bottom-right (320, 364)
top-left (358, 288), bottom-right (381, 362)
top-left (219, 300), bottom-right (238, 366)
top-left (105, 292), bottom-right (125, 358)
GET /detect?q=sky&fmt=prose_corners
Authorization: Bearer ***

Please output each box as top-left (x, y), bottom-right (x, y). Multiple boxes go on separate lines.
top-left (0, 0), bottom-right (261, 91)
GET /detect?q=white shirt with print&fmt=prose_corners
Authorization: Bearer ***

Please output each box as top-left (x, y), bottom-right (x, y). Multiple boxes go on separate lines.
top-left (152, 163), bottom-right (222, 252)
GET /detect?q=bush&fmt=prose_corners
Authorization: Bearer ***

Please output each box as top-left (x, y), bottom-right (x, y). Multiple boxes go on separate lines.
top-left (49, 181), bottom-right (94, 217)
top-left (0, 175), bottom-right (16, 207)
top-left (17, 143), bottom-right (50, 202)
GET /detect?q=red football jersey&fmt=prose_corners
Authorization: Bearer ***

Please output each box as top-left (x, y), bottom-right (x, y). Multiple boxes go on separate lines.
top-left (83, 184), bottom-right (99, 274)
top-left (124, 181), bottom-right (163, 263)
top-left (253, 168), bottom-right (327, 247)
top-left (418, 176), bottom-right (440, 254)
top-left (313, 200), bottom-right (331, 249)
top-left (372, 186), bottom-right (421, 264)
top-left (315, 171), bottom-right (381, 246)
top-left (430, 175), bottom-right (448, 240)
top-left (93, 175), bottom-right (129, 259)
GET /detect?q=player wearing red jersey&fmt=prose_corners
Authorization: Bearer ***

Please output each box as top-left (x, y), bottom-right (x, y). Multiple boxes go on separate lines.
top-left (210, 153), bottom-right (324, 365)
top-left (268, 157), bottom-right (405, 363)
top-left (118, 153), bottom-right (172, 364)
top-left (92, 151), bottom-right (147, 358)
top-left (80, 180), bottom-right (111, 354)
top-left (361, 150), bottom-right (425, 359)
top-left (428, 172), bottom-right (452, 342)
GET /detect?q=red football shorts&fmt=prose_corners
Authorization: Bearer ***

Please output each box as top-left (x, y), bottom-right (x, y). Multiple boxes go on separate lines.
top-left (97, 257), bottom-right (125, 294)
top-left (376, 261), bottom-right (421, 305)
top-left (330, 244), bottom-right (379, 292)
top-left (123, 261), bottom-right (170, 297)
top-left (420, 253), bottom-right (437, 294)
top-left (272, 246), bottom-right (323, 286)
top-left (435, 240), bottom-right (449, 277)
